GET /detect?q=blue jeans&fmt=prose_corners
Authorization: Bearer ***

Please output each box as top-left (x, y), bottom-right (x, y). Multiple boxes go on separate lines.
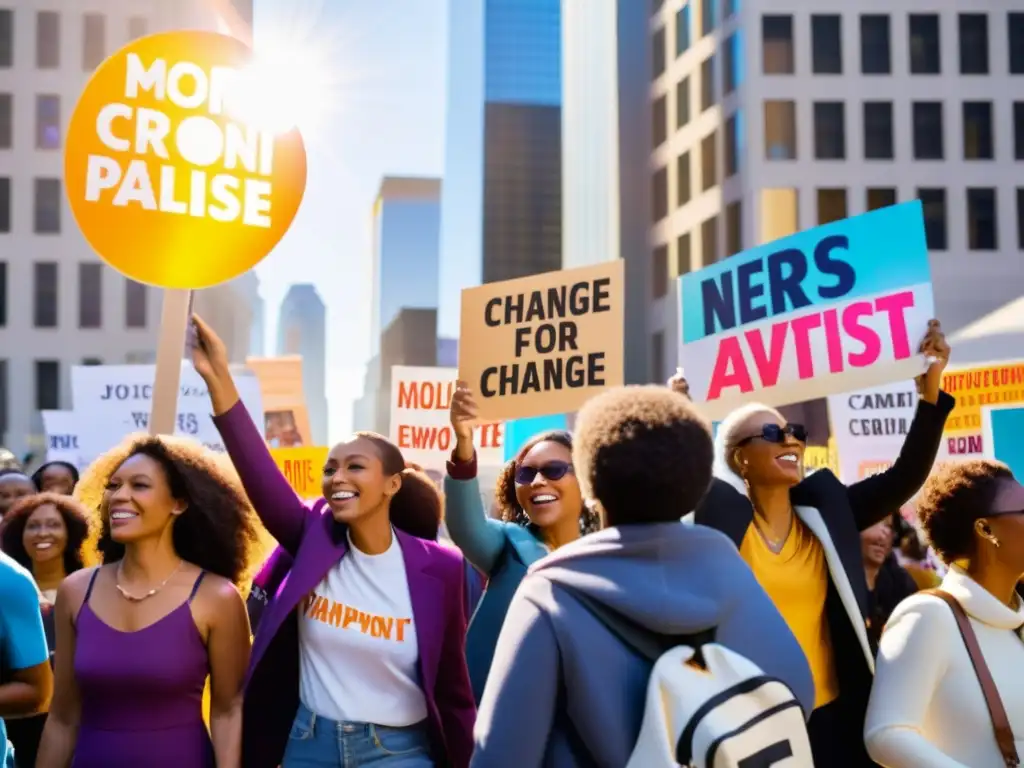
top-left (282, 703), bottom-right (434, 767)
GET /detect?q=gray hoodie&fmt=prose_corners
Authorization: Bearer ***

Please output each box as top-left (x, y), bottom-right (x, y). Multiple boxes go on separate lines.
top-left (470, 522), bottom-right (815, 768)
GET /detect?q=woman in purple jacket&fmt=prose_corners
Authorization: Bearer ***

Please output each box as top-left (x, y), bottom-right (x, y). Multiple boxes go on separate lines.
top-left (191, 315), bottom-right (474, 768)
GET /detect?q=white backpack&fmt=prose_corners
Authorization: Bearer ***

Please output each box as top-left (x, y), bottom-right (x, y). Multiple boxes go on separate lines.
top-left (566, 589), bottom-right (814, 768)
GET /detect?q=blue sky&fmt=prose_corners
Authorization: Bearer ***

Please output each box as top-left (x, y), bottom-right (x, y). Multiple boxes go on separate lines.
top-left (252, 0), bottom-right (447, 440)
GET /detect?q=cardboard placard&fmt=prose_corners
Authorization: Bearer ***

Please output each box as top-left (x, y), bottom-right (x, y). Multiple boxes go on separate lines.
top-left (271, 447), bottom-right (328, 499)
top-left (458, 261), bottom-right (624, 421)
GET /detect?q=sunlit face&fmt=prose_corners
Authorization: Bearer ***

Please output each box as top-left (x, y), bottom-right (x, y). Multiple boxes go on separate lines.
top-left (513, 441), bottom-right (583, 529)
top-left (0, 474), bottom-right (35, 516)
top-left (861, 519), bottom-right (893, 568)
top-left (732, 411), bottom-right (805, 488)
top-left (39, 464), bottom-right (76, 495)
top-left (23, 504), bottom-right (68, 565)
top-left (321, 438), bottom-right (400, 525)
top-left (102, 453), bottom-right (183, 543)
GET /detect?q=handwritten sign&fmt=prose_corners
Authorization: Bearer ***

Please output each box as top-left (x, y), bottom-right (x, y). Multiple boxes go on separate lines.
top-left (40, 411), bottom-right (84, 468)
top-left (828, 381), bottom-right (918, 482)
top-left (942, 361), bottom-right (1024, 434)
top-left (271, 447), bottom-right (328, 499)
top-left (459, 261), bottom-right (624, 421)
top-left (679, 201), bottom-right (933, 420)
top-left (389, 366), bottom-right (504, 470)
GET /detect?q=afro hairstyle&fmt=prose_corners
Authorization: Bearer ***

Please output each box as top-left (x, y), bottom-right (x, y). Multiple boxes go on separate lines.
top-left (0, 492), bottom-right (97, 574)
top-left (573, 385), bottom-right (713, 526)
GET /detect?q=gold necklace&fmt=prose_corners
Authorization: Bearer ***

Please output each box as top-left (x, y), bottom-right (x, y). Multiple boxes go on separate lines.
top-left (115, 560), bottom-right (183, 602)
top-left (753, 511), bottom-right (793, 555)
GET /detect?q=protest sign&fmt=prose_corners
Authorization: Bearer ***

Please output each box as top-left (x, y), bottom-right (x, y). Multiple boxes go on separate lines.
top-left (40, 411), bottom-right (84, 468)
top-left (981, 405), bottom-right (1024, 479)
top-left (503, 414), bottom-right (570, 462)
top-left (271, 447), bottom-right (328, 499)
top-left (941, 361), bottom-right (1024, 435)
top-left (459, 261), bottom-right (624, 421)
top-left (678, 201), bottom-right (933, 420)
top-left (389, 366), bottom-right (504, 470)
top-left (828, 381), bottom-right (918, 483)
top-left (70, 363), bottom-right (263, 463)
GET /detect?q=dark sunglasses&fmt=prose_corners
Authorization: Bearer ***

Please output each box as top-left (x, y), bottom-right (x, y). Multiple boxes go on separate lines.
top-left (514, 461), bottom-right (573, 486)
top-left (736, 423), bottom-right (807, 446)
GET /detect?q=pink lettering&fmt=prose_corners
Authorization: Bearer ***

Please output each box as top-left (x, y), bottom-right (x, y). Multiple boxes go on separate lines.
top-left (822, 308), bottom-right (843, 374)
top-left (789, 314), bottom-right (821, 379)
top-left (842, 301), bottom-right (881, 367)
top-left (874, 291), bottom-right (915, 359)
top-left (744, 324), bottom-right (787, 388)
top-left (706, 336), bottom-right (754, 400)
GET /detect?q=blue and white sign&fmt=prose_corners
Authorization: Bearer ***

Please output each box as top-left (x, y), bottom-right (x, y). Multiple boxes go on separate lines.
top-left (981, 404), bottom-right (1024, 479)
top-left (503, 413), bottom-right (570, 462)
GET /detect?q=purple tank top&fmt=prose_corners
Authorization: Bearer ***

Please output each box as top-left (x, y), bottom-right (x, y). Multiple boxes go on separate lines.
top-left (71, 569), bottom-right (214, 768)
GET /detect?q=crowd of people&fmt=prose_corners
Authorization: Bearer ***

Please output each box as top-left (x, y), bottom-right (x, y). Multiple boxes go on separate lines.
top-left (0, 315), bottom-right (1021, 767)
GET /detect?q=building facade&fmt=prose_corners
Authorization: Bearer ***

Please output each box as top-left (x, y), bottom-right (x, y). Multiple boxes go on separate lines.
top-left (276, 283), bottom-right (328, 445)
top-left (437, 0), bottom-right (563, 341)
top-left (0, 0), bottom-right (257, 458)
top-left (646, 0), bottom-right (1024, 383)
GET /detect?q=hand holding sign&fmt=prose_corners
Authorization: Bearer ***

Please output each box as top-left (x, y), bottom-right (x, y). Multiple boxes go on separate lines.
top-left (191, 313), bottom-right (239, 415)
top-left (915, 320), bottom-right (950, 404)
top-left (450, 382), bottom-right (479, 463)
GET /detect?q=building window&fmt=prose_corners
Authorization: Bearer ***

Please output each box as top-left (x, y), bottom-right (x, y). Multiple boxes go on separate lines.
top-left (701, 216), bottom-right (718, 264)
top-left (912, 102), bottom-right (944, 159)
top-left (764, 100), bottom-right (796, 159)
top-left (34, 178), bottom-right (61, 233)
top-left (0, 93), bottom-right (10, 148)
top-left (813, 102), bottom-right (846, 160)
top-left (34, 262), bottom-right (58, 328)
top-left (700, 56), bottom-right (714, 112)
top-left (1011, 13), bottom-right (1024, 74)
top-left (0, 10), bottom-right (11, 68)
top-left (1017, 188), bottom-right (1024, 249)
top-left (652, 166), bottom-right (668, 222)
top-left (1014, 102), bottom-right (1024, 160)
top-left (867, 188), bottom-right (897, 211)
top-left (652, 27), bottom-right (666, 79)
top-left (918, 188), bottom-right (948, 250)
top-left (82, 357), bottom-right (103, 366)
top-left (36, 95), bottom-right (60, 149)
top-left (860, 15), bottom-right (891, 74)
top-left (35, 361), bottom-right (59, 410)
top-left (817, 188), bottom-right (848, 225)
top-left (863, 102), bottom-right (894, 159)
top-left (959, 14), bottom-right (989, 74)
top-left (701, 0), bottom-right (716, 37)
top-left (677, 152), bottom-right (692, 206)
top-left (676, 4), bottom-right (691, 57)
top-left (811, 15), bottom-right (842, 74)
top-left (909, 14), bottom-right (941, 74)
top-left (762, 16), bottom-right (794, 74)
top-left (125, 279), bottom-right (147, 328)
top-left (0, 178), bottom-right (8, 233)
top-left (725, 201), bottom-right (742, 255)
top-left (0, 262), bottom-right (6, 327)
top-left (676, 77), bottom-right (690, 129)
top-left (701, 131), bottom-right (717, 191)
top-left (78, 262), bottom-right (102, 329)
top-left (653, 245), bottom-right (669, 298)
top-left (652, 331), bottom-right (665, 383)
top-left (653, 94), bottom-right (667, 148)
top-left (677, 233), bottom-right (692, 274)
top-left (723, 34), bottom-right (737, 96)
top-left (962, 102), bottom-right (994, 160)
top-left (82, 13), bottom-right (105, 70)
top-left (725, 114), bottom-right (738, 177)
top-left (967, 188), bottom-right (997, 250)
top-left (128, 16), bottom-right (148, 40)
top-left (36, 11), bottom-right (59, 69)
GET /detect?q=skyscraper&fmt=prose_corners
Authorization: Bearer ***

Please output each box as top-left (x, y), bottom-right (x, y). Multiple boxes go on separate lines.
top-left (277, 284), bottom-right (328, 444)
top-left (437, 0), bottom-right (563, 341)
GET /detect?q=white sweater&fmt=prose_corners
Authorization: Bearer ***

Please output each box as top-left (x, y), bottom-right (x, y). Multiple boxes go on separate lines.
top-left (864, 566), bottom-right (1024, 767)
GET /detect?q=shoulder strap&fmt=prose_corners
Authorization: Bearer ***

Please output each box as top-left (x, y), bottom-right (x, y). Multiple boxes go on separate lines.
top-left (188, 571), bottom-right (206, 603)
top-left (924, 589), bottom-right (1020, 767)
top-left (83, 567), bottom-right (100, 602)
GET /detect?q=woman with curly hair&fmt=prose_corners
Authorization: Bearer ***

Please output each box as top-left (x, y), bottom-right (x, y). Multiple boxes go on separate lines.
top-left (865, 459), bottom-right (1024, 767)
top-left (444, 382), bottom-right (597, 703)
top-left (32, 461), bottom-right (80, 497)
top-left (36, 434), bottom-right (259, 768)
top-left (191, 315), bottom-right (474, 768)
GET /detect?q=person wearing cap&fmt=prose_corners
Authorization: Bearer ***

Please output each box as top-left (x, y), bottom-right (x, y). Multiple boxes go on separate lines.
top-left (865, 459), bottom-right (1024, 767)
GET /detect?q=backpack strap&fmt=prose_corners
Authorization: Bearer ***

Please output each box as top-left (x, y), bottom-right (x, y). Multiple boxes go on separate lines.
top-left (923, 589), bottom-right (1020, 767)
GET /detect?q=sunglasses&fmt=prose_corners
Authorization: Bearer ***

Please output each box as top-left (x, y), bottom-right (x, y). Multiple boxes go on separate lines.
top-left (514, 461), bottom-right (573, 486)
top-left (736, 423), bottom-right (807, 446)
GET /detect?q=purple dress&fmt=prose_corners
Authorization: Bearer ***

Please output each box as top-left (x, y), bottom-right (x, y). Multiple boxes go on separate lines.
top-left (71, 569), bottom-right (214, 767)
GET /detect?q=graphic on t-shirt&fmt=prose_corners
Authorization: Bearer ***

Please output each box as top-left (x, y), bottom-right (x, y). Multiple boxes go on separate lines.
top-left (303, 592), bottom-right (412, 642)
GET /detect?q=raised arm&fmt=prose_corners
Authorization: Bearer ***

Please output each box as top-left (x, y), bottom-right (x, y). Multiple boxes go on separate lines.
top-left (446, 382), bottom-right (509, 575)
top-left (192, 314), bottom-right (311, 554)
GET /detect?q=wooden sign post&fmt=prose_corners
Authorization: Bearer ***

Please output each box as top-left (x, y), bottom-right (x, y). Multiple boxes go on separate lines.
top-left (149, 289), bottom-right (194, 436)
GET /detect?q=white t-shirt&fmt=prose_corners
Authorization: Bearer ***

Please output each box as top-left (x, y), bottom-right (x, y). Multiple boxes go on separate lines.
top-left (297, 529), bottom-right (428, 726)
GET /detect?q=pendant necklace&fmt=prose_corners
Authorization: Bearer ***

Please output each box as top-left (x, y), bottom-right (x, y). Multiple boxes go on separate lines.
top-left (115, 560), bottom-right (183, 602)
top-left (754, 510), bottom-right (793, 555)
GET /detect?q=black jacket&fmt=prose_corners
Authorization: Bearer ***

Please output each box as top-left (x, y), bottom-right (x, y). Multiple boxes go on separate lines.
top-left (693, 391), bottom-right (954, 765)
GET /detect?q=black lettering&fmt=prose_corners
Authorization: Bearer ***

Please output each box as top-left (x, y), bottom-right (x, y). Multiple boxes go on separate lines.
top-left (485, 297), bottom-right (502, 326)
top-left (558, 321), bottom-right (578, 351)
top-left (592, 277), bottom-right (611, 312)
top-left (813, 234), bottom-right (856, 300)
top-left (500, 364), bottom-right (518, 395)
top-left (504, 293), bottom-right (524, 325)
top-left (568, 281), bottom-right (590, 315)
top-left (736, 259), bottom-right (767, 325)
top-left (514, 326), bottom-right (531, 357)
top-left (701, 272), bottom-right (735, 336)
top-left (480, 368), bottom-right (498, 397)
top-left (101, 385), bottom-right (112, 400)
top-left (521, 363), bottom-right (540, 393)
top-left (534, 324), bottom-right (557, 354)
top-left (587, 352), bottom-right (605, 385)
top-left (767, 248), bottom-right (811, 315)
top-left (525, 291), bottom-right (545, 322)
top-left (115, 384), bottom-right (130, 400)
top-left (542, 359), bottom-right (563, 390)
top-left (849, 417), bottom-right (909, 437)
top-left (545, 286), bottom-right (566, 318)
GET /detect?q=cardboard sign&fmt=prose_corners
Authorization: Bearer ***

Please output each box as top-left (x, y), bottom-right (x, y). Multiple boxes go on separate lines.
top-left (64, 30), bottom-right (307, 289)
top-left (678, 201), bottom-right (933, 420)
top-left (40, 411), bottom-right (84, 468)
top-left (503, 414), bottom-right (570, 462)
top-left (458, 261), bottom-right (624, 421)
top-left (389, 366), bottom-right (504, 470)
top-left (981, 405), bottom-right (1024, 478)
top-left (941, 361), bottom-right (1024, 434)
top-left (271, 447), bottom-right (328, 499)
top-left (828, 381), bottom-right (918, 482)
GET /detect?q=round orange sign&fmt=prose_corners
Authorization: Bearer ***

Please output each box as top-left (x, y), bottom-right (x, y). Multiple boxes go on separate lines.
top-left (64, 31), bottom-right (307, 289)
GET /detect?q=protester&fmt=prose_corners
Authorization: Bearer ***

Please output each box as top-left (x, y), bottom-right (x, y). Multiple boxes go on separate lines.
top-left (896, 525), bottom-right (943, 589)
top-left (31, 462), bottom-right (79, 497)
top-left (865, 460), bottom-right (1024, 767)
top-left (0, 471), bottom-right (35, 520)
top-left (471, 386), bottom-right (814, 767)
top-left (0, 551), bottom-right (53, 768)
top-left (37, 435), bottom-right (257, 768)
top-left (675, 319), bottom-right (952, 765)
top-left (861, 518), bottom-right (918, 647)
top-left (192, 314), bottom-right (474, 768)
top-left (444, 382), bottom-right (597, 702)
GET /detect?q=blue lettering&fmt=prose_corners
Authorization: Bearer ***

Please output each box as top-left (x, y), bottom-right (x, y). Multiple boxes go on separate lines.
top-left (700, 273), bottom-right (736, 337)
top-left (766, 248), bottom-right (811, 315)
top-left (736, 260), bottom-right (767, 325)
top-left (813, 234), bottom-right (856, 299)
